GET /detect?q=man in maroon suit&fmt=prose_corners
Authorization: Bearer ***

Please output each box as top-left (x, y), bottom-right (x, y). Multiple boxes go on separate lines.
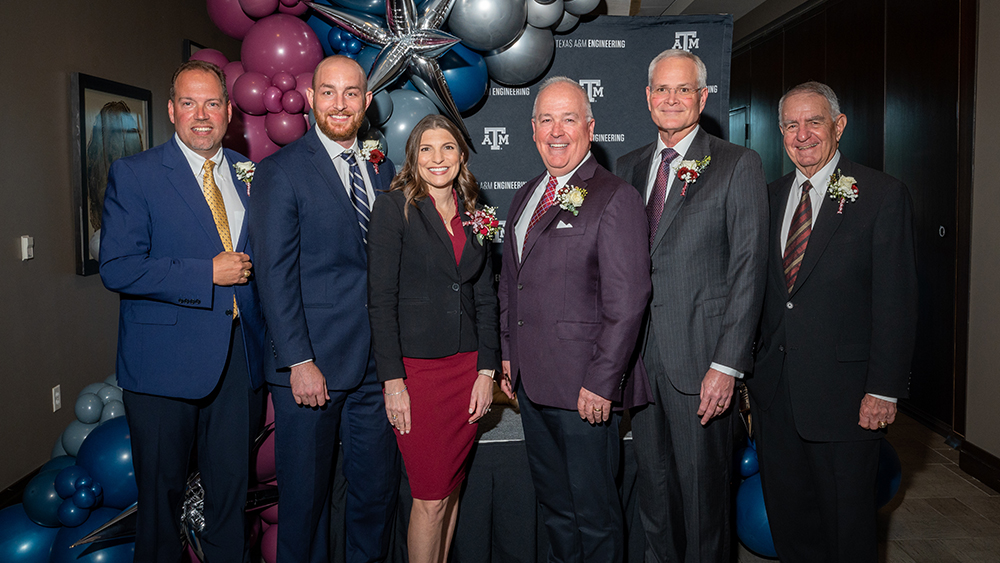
top-left (499, 77), bottom-right (652, 563)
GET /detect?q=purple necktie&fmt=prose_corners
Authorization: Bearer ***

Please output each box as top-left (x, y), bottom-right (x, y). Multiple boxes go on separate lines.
top-left (645, 147), bottom-right (678, 247)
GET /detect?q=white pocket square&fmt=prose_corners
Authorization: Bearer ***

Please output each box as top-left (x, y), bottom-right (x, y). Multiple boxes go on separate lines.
top-left (556, 220), bottom-right (573, 229)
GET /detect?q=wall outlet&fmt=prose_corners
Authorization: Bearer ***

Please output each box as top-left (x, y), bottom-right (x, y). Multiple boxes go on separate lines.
top-left (52, 385), bottom-right (61, 412)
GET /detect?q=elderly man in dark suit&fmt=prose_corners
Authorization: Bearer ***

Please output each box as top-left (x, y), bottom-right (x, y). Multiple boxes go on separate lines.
top-left (615, 49), bottom-right (768, 563)
top-left (249, 55), bottom-right (400, 563)
top-left (499, 76), bottom-right (652, 563)
top-left (749, 81), bottom-right (917, 562)
top-left (100, 60), bottom-right (266, 562)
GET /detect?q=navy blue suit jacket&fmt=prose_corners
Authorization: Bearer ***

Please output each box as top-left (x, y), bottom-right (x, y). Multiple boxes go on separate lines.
top-left (100, 137), bottom-right (266, 399)
top-left (249, 127), bottom-right (395, 389)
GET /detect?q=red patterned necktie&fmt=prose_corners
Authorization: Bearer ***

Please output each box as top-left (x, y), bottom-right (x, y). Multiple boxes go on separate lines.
top-left (525, 175), bottom-right (560, 240)
top-left (783, 180), bottom-right (812, 293)
top-left (645, 147), bottom-right (678, 247)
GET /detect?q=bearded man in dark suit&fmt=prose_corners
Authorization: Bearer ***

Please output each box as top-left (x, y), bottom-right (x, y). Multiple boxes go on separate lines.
top-left (749, 81), bottom-right (917, 562)
top-left (615, 49), bottom-right (768, 563)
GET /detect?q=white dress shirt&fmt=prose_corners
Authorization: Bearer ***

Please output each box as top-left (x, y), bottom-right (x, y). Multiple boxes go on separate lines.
top-left (175, 134), bottom-right (244, 243)
top-left (315, 128), bottom-right (376, 206)
top-left (514, 152), bottom-right (593, 261)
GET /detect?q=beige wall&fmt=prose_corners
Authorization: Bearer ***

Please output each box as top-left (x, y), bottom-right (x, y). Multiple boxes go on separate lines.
top-left (0, 0), bottom-right (240, 489)
top-left (967, 1), bottom-right (1000, 457)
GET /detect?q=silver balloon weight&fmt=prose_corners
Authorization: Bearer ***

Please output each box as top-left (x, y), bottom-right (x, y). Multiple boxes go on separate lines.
top-left (562, 0), bottom-right (599, 16)
top-left (527, 0), bottom-right (563, 29)
top-left (484, 25), bottom-right (554, 86)
top-left (448, 0), bottom-right (528, 52)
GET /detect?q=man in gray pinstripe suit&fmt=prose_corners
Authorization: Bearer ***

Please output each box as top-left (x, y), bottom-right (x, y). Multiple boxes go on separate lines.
top-left (615, 49), bottom-right (768, 563)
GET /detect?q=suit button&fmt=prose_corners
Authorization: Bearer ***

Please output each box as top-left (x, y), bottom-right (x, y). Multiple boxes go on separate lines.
top-left (786, 301), bottom-right (793, 309)
top-left (517, 320), bottom-right (524, 326)
top-left (517, 284), bottom-right (523, 290)
top-left (779, 345), bottom-right (785, 352)
top-left (225, 309), bottom-right (233, 316)
top-left (195, 299), bottom-right (201, 304)
top-left (452, 283), bottom-right (460, 291)
top-left (651, 266), bottom-right (656, 273)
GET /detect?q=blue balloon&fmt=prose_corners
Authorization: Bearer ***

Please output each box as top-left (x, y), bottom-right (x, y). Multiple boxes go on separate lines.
top-left (739, 446), bottom-right (760, 478)
top-left (366, 89), bottom-right (394, 126)
top-left (49, 508), bottom-right (134, 563)
top-left (103, 374), bottom-right (118, 386)
top-left (380, 90), bottom-right (439, 165)
top-left (55, 466), bottom-right (89, 499)
top-left (40, 456), bottom-right (76, 474)
top-left (876, 439), bottom-right (902, 508)
top-left (75, 417), bottom-right (137, 510)
top-left (346, 39), bottom-right (362, 54)
top-left (57, 498), bottom-right (89, 528)
top-left (307, 14), bottom-right (336, 56)
top-left (22, 470), bottom-right (62, 528)
top-left (356, 45), bottom-right (381, 75)
top-left (78, 383), bottom-right (105, 398)
top-left (438, 44), bottom-right (489, 112)
top-left (73, 487), bottom-right (98, 509)
top-left (51, 437), bottom-right (68, 459)
top-left (61, 420), bottom-right (98, 457)
top-left (97, 385), bottom-right (122, 405)
top-left (0, 504), bottom-right (60, 563)
top-left (100, 400), bottom-right (125, 423)
top-left (75, 393), bottom-right (104, 424)
top-left (735, 474), bottom-right (777, 557)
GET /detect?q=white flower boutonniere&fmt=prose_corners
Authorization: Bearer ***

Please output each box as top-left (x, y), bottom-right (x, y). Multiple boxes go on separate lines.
top-left (359, 140), bottom-right (386, 174)
top-left (462, 206), bottom-right (501, 245)
top-left (234, 161), bottom-right (255, 195)
top-left (674, 155), bottom-right (711, 197)
top-left (556, 185), bottom-right (588, 216)
top-left (827, 169), bottom-right (858, 214)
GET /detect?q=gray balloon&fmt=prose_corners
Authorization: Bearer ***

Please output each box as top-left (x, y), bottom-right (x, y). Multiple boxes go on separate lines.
top-left (554, 10), bottom-right (579, 33)
top-left (449, 0), bottom-right (528, 52)
top-left (52, 436), bottom-right (68, 458)
top-left (366, 89), bottom-right (394, 127)
top-left (61, 420), bottom-right (98, 457)
top-left (563, 0), bottom-right (599, 16)
top-left (527, 0), bottom-right (563, 29)
top-left (101, 400), bottom-right (126, 422)
top-left (98, 384), bottom-right (123, 404)
top-left (485, 25), bottom-right (555, 86)
top-left (75, 393), bottom-right (104, 424)
top-left (380, 89), bottom-right (439, 165)
top-left (104, 373), bottom-right (118, 386)
top-left (79, 382), bottom-right (105, 398)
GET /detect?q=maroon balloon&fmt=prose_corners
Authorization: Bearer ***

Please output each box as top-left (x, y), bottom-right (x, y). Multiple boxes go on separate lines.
top-left (233, 72), bottom-right (271, 116)
top-left (190, 48), bottom-right (229, 70)
top-left (282, 90), bottom-right (305, 114)
top-left (266, 111), bottom-right (308, 145)
top-left (241, 14), bottom-right (324, 78)
top-left (239, 0), bottom-right (279, 19)
top-left (278, 1), bottom-right (309, 15)
top-left (261, 523), bottom-right (278, 563)
top-left (263, 86), bottom-right (284, 113)
top-left (243, 114), bottom-right (281, 162)
top-left (223, 109), bottom-right (249, 156)
top-left (272, 71), bottom-right (296, 93)
top-left (207, 0), bottom-right (255, 40)
top-left (223, 61), bottom-right (246, 98)
top-left (295, 72), bottom-right (314, 112)
top-left (280, 0), bottom-right (299, 7)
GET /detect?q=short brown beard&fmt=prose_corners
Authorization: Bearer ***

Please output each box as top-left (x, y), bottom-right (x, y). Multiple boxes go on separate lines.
top-left (316, 110), bottom-right (363, 143)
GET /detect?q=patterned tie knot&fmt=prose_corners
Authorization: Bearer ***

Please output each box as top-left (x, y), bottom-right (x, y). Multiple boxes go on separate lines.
top-left (202, 159), bottom-right (216, 175)
top-left (661, 147), bottom-right (679, 167)
top-left (801, 179), bottom-right (812, 194)
top-left (341, 150), bottom-right (358, 165)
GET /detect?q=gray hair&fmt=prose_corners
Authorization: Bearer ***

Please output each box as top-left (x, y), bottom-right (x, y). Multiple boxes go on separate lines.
top-left (532, 76), bottom-right (593, 122)
top-left (778, 81), bottom-right (842, 125)
top-left (647, 49), bottom-right (708, 89)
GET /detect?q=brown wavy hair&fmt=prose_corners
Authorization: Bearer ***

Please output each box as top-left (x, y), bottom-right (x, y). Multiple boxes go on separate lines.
top-left (388, 114), bottom-right (479, 220)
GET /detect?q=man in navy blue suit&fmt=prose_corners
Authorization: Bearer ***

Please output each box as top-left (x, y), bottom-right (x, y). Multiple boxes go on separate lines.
top-left (100, 60), bottom-right (266, 562)
top-left (249, 56), bottom-right (400, 563)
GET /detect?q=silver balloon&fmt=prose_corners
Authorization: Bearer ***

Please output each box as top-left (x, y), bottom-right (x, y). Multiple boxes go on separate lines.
top-left (554, 10), bottom-right (579, 33)
top-left (527, 0), bottom-right (563, 29)
top-left (104, 373), bottom-right (118, 386)
top-left (75, 393), bottom-right (104, 424)
top-left (306, 0), bottom-right (472, 141)
top-left (79, 382), bottom-right (105, 398)
top-left (448, 0), bottom-right (528, 52)
top-left (380, 89), bottom-right (439, 165)
top-left (98, 384), bottom-right (124, 404)
top-left (101, 400), bottom-right (125, 422)
top-left (484, 25), bottom-right (554, 86)
top-left (562, 0), bottom-right (598, 16)
top-left (61, 420), bottom-right (98, 457)
top-left (366, 89), bottom-right (394, 126)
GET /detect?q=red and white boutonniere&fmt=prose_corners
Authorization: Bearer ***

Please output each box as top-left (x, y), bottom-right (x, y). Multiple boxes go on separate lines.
top-left (827, 169), bottom-right (858, 214)
top-left (360, 140), bottom-right (386, 174)
top-left (675, 155), bottom-right (711, 197)
top-left (233, 161), bottom-right (255, 195)
top-left (556, 185), bottom-right (588, 216)
top-left (462, 205), bottom-right (501, 245)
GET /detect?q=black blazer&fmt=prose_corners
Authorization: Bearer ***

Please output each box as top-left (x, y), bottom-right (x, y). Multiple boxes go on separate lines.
top-left (368, 189), bottom-right (501, 382)
top-left (749, 157), bottom-right (918, 442)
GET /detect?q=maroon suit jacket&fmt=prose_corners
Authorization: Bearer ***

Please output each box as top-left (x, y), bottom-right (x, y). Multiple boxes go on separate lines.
top-left (499, 156), bottom-right (652, 410)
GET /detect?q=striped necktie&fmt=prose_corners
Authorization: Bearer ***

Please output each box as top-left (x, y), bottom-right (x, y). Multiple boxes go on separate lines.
top-left (525, 175), bottom-right (560, 241)
top-left (201, 160), bottom-right (238, 318)
top-left (341, 150), bottom-right (371, 244)
top-left (645, 147), bottom-right (679, 247)
top-left (783, 180), bottom-right (812, 293)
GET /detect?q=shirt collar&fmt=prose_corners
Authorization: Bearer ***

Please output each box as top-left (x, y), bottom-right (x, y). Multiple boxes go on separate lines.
top-left (656, 125), bottom-right (700, 160)
top-left (794, 150), bottom-right (842, 197)
top-left (174, 134), bottom-right (224, 173)
top-left (315, 127), bottom-right (359, 160)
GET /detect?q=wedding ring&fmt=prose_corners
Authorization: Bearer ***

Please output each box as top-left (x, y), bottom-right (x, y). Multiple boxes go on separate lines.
top-left (242, 269), bottom-right (251, 278)
top-left (717, 403), bottom-right (725, 409)
top-left (879, 421), bottom-right (888, 429)
top-left (392, 414), bottom-right (397, 420)
top-left (593, 406), bottom-right (603, 412)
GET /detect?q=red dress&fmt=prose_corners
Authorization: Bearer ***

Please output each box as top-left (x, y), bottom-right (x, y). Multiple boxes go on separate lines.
top-left (397, 199), bottom-right (479, 500)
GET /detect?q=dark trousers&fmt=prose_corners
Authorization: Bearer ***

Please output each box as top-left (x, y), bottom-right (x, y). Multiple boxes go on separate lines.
top-left (518, 386), bottom-right (623, 563)
top-left (753, 367), bottom-right (880, 563)
top-left (270, 361), bottom-right (400, 563)
top-left (630, 330), bottom-right (734, 563)
top-left (124, 321), bottom-right (263, 563)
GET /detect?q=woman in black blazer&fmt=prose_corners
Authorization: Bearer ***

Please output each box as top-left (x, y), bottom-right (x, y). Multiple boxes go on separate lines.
top-left (368, 114), bottom-right (501, 563)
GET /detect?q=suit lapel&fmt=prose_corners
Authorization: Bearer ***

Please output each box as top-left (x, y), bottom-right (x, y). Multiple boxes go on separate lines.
top-left (507, 174), bottom-right (543, 270)
top-left (416, 196), bottom-right (456, 261)
top-left (651, 130), bottom-right (711, 253)
top-left (789, 161), bottom-right (850, 296)
top-left (627, 143), bottom-right (655, 201)
top-left (306, 130), bottom-right (365, 246)
top-left (164, 140), bottom-right (227, 253)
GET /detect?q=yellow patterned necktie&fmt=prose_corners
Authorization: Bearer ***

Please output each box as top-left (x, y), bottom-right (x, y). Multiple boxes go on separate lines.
top-left (202, 159), bottom-right (238, 318)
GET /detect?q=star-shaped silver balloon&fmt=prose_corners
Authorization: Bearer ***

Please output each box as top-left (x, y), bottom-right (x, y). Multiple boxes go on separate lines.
top-left (307, 0), bottom-right (471, 140)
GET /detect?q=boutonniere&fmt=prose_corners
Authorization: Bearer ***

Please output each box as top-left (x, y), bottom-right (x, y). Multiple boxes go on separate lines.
top-left (233, 161), bottom-right (255, 195)
top-left (462, 206), bottom-right (501, 245)
top-left (359, 140), bottom-right (386, 174)
top-left (827, 169), bottom-right (858, 214)
top-left (555, 185), bottom-right (588, 216)
top-left (675, 156), bottom-right (711, 197)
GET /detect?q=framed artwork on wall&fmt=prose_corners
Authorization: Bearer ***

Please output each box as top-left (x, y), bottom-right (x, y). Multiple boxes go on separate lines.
top-left (70, 73), bottom-right (152, 276)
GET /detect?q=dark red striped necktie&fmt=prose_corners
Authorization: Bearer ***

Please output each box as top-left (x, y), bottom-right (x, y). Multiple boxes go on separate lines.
top-left (526, 175), bottom-right (559, 241)
top-left (783, 180), bottom-right (812, 293)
